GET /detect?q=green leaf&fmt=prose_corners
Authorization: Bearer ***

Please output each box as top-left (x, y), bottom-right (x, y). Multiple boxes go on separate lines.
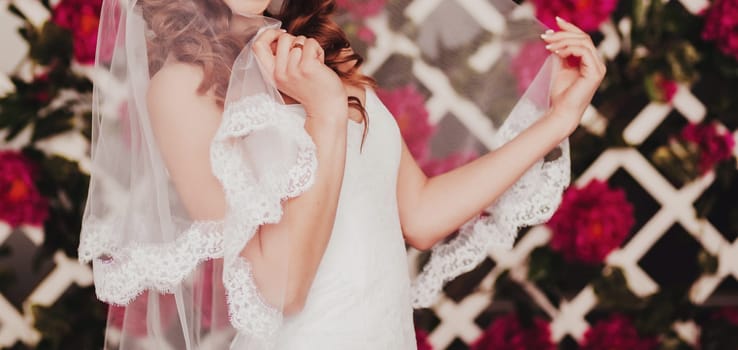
top-left (698, 249), bottom-right (719, 275)
top-left (592, 266), bottom-right (644, 311)
top-left (32, 287), bottom-right (106, 350)
top-left (31, 109), bottom-right (75, 142)
top-left (634, 289), bottom-right (694, 336)
top-left (527, 246), bottom-right (563, 288)
top-left (27, 22), bottom-right (73, 66)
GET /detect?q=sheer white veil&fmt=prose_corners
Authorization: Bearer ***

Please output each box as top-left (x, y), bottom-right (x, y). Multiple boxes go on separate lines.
top-left (79, 0), bottom-right (316, 348)
top-left (77, 0), bottom-right (569, 347)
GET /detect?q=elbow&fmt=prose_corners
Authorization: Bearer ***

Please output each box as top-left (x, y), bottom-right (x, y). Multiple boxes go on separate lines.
top-left (281, 284), bottom-right (310, 316)
top-left (404, 227), bottom-right (439, 252)
top-left (282, 297), bottom-right (306, 316)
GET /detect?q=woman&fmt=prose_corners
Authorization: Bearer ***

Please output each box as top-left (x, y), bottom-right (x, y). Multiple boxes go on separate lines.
top-left (78, 0), bottom-right (605, 348)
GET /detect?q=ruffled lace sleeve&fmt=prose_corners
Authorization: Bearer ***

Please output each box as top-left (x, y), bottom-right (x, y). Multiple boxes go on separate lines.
top-left (78, 92), bottom-right (317, 342)
top-left (211, 93), bottom-right (317, 339)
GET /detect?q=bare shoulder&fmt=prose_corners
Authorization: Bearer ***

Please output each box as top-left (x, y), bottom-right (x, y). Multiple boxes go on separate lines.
top-left (147, 62), bottom-right (219, 122)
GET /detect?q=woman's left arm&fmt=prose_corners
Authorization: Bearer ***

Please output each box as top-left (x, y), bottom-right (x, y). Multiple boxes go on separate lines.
top-left (398, 17), bottom-right (606, 250)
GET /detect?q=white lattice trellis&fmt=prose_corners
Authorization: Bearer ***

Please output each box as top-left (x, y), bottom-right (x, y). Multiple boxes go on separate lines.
top-left (363, 0), bottom-right (738, 348)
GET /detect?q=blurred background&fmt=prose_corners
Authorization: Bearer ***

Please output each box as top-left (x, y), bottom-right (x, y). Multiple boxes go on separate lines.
top-left (1, 0), bottom-right (738, 349)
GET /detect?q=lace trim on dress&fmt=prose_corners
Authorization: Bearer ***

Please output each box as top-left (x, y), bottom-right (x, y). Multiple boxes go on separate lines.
top-left (410, 98), bottom-right (571, 308)
top-left (211, 93), bottom-right (318, 337)
top-left (223, 257), bottom-right (283, 343)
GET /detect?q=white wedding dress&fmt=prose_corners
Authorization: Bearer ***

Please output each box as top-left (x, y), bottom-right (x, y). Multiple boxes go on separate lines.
top-left (273, 89), bottom-right (417, 349)
top-left (80, 3), bottom-right (570, 348)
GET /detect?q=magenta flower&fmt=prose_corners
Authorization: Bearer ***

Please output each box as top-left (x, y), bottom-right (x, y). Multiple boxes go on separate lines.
top-left (472, 314), bottom-right (555, 350)
top-left (713, 307), bottom-right (738, 326)
top-left (680, 122), bottom-right (735, 175)
top-left (511, 42), bottom-right (551, 94)
top-left (376, 84), bottom-right (435, 161)
top-left (0, 151), bottom-right (48, 228)
top-left (52, 0), bottom-right (103, 64)
top-left (702, 0), bottom-right (738, 62)
top-left (531, 0), bottom-right (618, 32)
top-left (335, 0), bottom-right (386, 20)
top-left (547, 179), bottom-right (635, 265)
top-left (415, 328), bottom-right (433, 350)
top-left (581, 314), bottom-right (658, 350)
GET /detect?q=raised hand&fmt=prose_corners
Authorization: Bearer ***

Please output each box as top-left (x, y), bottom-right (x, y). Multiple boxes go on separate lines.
top-left (541, 16), bottom-right (607, 136)
top-left (252, 29), bottom-right (347, 121)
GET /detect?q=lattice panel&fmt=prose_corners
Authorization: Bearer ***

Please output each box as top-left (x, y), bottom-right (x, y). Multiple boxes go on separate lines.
top-left (359, 0), bottom-right (738, 348)
top-left (1, 0), bottom-right (737, 349)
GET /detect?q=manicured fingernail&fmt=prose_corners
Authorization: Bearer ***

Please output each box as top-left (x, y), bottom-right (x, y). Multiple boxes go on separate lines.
top-left (556, 16), bottom-right (566, 23)
top-left (546, 29), bottom-right (555, 35)
top-left (545, 44), bottom-right (553, 50)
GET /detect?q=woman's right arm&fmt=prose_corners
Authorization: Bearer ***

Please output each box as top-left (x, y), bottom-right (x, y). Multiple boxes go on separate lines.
top-left (249, 30), bottom-right (349, 314)
top-left (148, 30), bottom-right (349, 314)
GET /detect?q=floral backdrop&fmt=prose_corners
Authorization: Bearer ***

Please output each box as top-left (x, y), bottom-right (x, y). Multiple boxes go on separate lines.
top-left (1, 0), bottom-right (738, 349)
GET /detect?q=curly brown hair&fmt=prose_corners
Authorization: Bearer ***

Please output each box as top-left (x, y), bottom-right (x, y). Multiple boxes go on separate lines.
top-left (140, 0), bottom-right (375, 109)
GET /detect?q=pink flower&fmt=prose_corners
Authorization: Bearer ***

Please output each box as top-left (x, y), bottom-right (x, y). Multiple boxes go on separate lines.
top-left (581, 314), bottom-right (658, 350)
top-left (415, 328), bottom-right (433, 350)
top-left (376, 84), bottom-right (435, 161)
top-left (511, 42), bottom-right (551, 94)
top-left (680, 122), bottom-right (735, 175)
top-left (472, 314), bottom-right (555, 350)
top-left (0, 151), bottom-right (48, 228)
top-left (547, 179), bottom-right (635, 265)
top-left (531, 0), bottom-right (618, 32)
top-left (645, 73), bottom-right (678, 103)
top-left (357, 25), bottom-right (376, 44)
top-left (52, 0), bottom-right (103, 64)
top-left (421, 151), bottom-right (479, 177)
top-left (335, 0), bottom-right (386, 20)
top-left (702, 0), bottom-right (738, 61)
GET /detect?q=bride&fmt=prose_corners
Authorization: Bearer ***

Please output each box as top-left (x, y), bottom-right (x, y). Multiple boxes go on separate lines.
top-left (78, 0), bottom-right (605, 348)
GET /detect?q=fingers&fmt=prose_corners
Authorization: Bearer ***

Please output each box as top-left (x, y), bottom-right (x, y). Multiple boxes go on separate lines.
top-left (254, 28), bottom-right (284, 49)
top-left (252, 30), bottom-right (330, 98)
top-left (540, 17), bottom-right (606, 79)
top-left (275, 33), bottom-right (299, 81)
top-left (300, 38), bottom-right (324, 66)
top-left (544, 37), bottom-right (598, 58)
top-left (554, 16), bottom-right (586, 34)
top-left (252, 29), bottom-right (284, 74)
top-left (541, 31), bottom-right (591, 43)
top-left (287, 38), bottom-right (304, 77)
top-left (550, 44), bottom-right (604, 79)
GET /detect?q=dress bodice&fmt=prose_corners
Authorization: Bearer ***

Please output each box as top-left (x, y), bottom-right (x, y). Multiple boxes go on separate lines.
top-left (274, 90), bottom-right (417, 349)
